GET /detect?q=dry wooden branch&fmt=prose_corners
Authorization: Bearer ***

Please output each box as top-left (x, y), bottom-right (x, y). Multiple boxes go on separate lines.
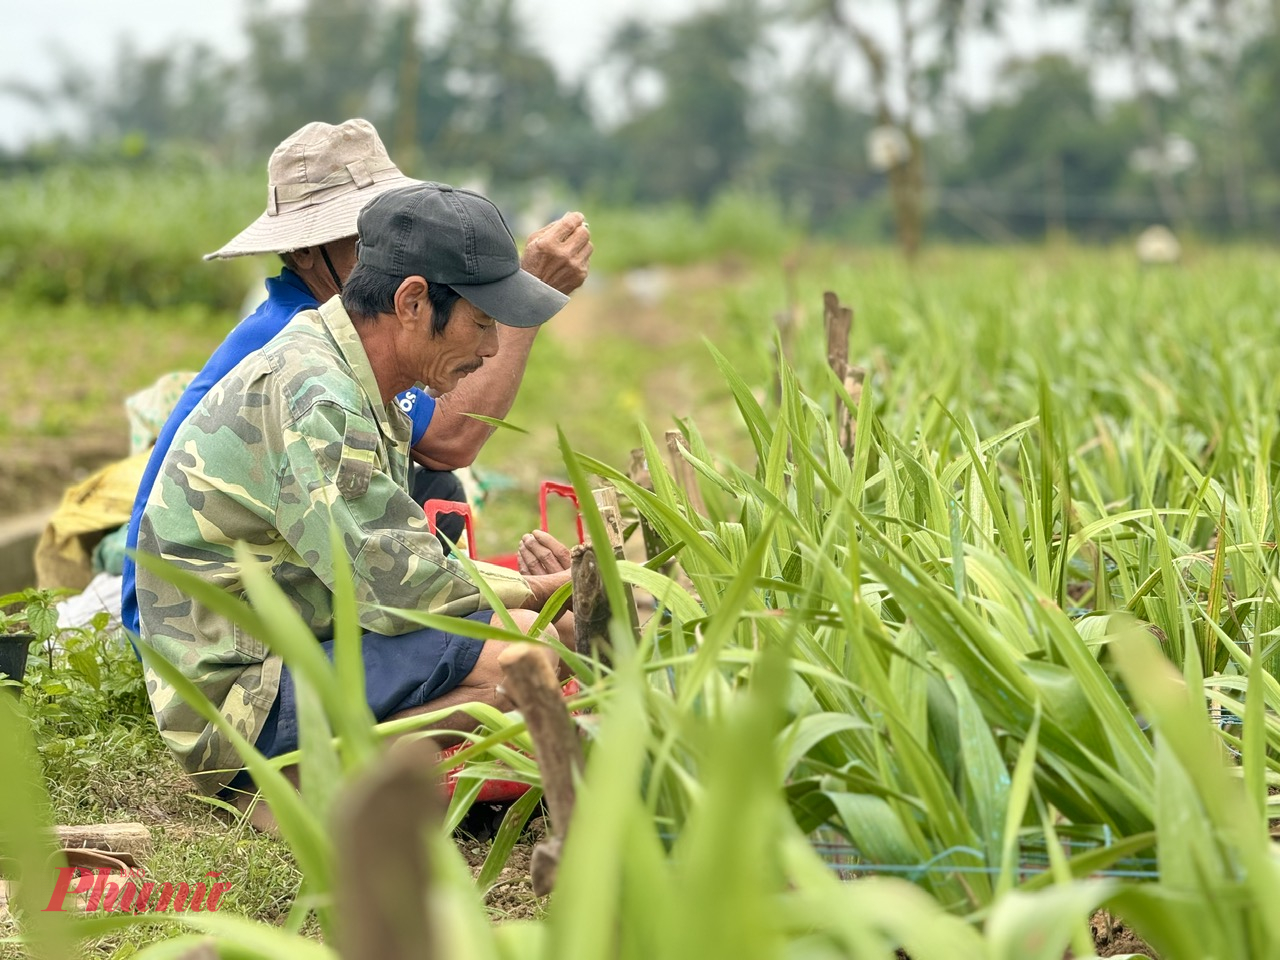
top-left (627, 448), bottom-right (650, 490)
top-left (498, 646), bottom-right (583, 837)
top-left (530, 837), bottom-right (563, 898)
top-left (498, 645), bottom-right (584, 896)
top-left (332, 737), bottom-right (441, 960)
top-left (823, 291), bottom-right (851, 376)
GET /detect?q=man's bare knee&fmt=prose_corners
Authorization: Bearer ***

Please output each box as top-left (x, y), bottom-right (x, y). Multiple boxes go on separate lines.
top-left (388, 613), bottom-right (567, 730)
top-left (466, 640), bottom-right (514, 706)
top-left (497, 609), bottom-right (567, 676)
top-left (502, 608), bottom-right (541, 634)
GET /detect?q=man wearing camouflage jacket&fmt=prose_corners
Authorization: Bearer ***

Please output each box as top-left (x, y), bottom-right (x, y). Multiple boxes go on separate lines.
top-left (137, 183), bottom-right (573, 796)
top-left (120, 117), bottom-right (591, 648)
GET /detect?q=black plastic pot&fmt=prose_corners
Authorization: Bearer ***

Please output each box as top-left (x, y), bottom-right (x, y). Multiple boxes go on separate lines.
top-left (0, 633), bottom-right (32, 691)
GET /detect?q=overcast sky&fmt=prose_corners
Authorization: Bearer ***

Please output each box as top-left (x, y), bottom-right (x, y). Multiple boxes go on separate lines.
top-left (0, 0), bottom-right (1093, 149)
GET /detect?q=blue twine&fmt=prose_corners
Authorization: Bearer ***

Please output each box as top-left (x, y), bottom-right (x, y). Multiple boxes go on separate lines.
top-left (810, 838), bottom-right (1161, 881)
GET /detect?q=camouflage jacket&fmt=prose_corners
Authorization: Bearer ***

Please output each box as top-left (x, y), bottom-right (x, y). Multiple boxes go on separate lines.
top-left (136, 296), bottom-right (531, 794)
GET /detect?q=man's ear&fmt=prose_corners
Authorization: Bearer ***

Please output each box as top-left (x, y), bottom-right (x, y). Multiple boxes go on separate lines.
top-left (288, 247), bottom-right (315, 269)
top-left (393, 277), bottom-right (430, 329)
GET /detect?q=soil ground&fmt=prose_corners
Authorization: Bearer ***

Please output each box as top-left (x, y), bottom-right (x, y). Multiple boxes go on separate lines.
top-left (1088, 911), bottom-right (1159, 957)
top-left (458, 813), bottom-right (547, 920)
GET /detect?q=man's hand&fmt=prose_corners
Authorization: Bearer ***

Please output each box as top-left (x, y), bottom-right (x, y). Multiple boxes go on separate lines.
top-left (521, 212), bottom-right (592, 295)
top-left (518, 529), bottom-right (573, 576)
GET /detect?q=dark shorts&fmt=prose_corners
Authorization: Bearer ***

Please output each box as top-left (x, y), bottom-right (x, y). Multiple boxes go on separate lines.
top-left (225, 611), bottom-right (491, 792)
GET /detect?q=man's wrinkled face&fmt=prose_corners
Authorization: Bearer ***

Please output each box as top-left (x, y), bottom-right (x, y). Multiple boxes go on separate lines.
top-left (418, 297), bottom-right (499, 394)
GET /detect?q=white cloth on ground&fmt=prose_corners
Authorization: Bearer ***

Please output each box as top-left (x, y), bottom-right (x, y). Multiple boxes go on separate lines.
top-left (56, 572), bottom-right (124, 631)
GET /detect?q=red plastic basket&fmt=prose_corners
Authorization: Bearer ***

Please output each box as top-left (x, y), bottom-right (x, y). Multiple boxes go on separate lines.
top-left (440, 677), bottom-right (583, 802)
top-left (538, 480), bottom-right (584, 544)
top-left (423, 480), bottom-right (585, 570)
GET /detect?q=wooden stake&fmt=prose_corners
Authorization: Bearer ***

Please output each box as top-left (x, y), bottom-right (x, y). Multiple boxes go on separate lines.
top-left (771, 254), bottom-right (804, 404)
top-left (823, 291), bottom-right (851, 377)
top-left (665, 430), bottom-right (707, 517)
top-left (592, 484), bottom-right (627, 555)
top-left (498, 645), bottom-right (584, 896)
top-left (593, 483), bottom-right (642, 634)
top-left (332, 738), bottom-right (441, 960)
top-left (628, 448), bottom-right (666, 563)
top-left (823, 291), bottom-right (864, 457)
top-left (571, 544), bottom-right (611, 669)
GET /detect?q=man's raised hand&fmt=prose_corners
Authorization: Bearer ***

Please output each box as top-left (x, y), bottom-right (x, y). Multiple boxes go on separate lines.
top-left (521, 211), bottom-right (593, 295)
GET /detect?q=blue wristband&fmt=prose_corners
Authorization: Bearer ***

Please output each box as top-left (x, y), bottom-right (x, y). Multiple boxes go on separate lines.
top-left (395, 388), bottom-right (437, 446)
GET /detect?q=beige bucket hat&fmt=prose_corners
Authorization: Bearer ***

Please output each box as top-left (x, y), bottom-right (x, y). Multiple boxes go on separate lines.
top-left (205, 118), bottom-right (420, 260)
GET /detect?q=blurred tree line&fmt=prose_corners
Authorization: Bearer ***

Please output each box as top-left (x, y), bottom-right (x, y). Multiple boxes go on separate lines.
top-left (5, 0), bottom-right (1280, 249)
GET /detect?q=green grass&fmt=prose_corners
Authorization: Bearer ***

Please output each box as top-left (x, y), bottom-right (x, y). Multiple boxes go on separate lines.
top-left (6, 237), bottom-right (1280, 956)
top-left (0, 167), bottom-right (797, 509)
top-left (7, 727), bottom-right (305, 959)
top-left (584, 189), bottom-right (799, 273)
top-left (0, 298), bottom-right (232, 442)
top-left (0, 168), bottom-right (262, 311)
top-left (0, 626), bottom-right (306, 959)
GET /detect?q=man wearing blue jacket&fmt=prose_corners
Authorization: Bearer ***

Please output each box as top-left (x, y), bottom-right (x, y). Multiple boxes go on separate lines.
top-left (120, 118), bottom-right (591, 639)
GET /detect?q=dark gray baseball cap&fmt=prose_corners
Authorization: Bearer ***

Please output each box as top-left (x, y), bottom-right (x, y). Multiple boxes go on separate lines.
top-left (356, 182), bottom-right (568, 328)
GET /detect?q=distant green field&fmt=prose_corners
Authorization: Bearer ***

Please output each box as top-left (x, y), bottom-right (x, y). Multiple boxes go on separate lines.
top-left (0, 168), bottom-right (796, 314)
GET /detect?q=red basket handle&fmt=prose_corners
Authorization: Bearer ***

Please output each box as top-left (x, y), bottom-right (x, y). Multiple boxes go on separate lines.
top-left (423, 500), bottom-right (476, 559)
top-left (539, 481), bottom-right (584, 544)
